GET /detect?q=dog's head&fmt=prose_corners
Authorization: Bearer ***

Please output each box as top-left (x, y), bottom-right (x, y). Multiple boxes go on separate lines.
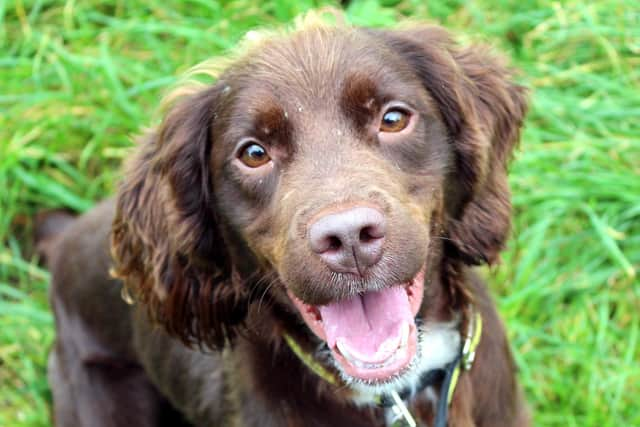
top-left (112, 21), bottom-right (526, 387)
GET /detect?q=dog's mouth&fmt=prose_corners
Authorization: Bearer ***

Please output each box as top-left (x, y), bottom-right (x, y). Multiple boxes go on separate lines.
top-left (288, 267), bottom-right (425, 382)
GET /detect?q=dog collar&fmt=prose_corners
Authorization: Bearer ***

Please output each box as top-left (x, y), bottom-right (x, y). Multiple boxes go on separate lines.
top-left (282, 308), bottom-right (483, 427)
top-left (282, 332), bottom-right (342, 386)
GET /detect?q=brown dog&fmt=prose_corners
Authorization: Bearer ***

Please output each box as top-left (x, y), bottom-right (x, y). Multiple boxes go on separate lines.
top-left (45, 18), bottom-right (529, 427)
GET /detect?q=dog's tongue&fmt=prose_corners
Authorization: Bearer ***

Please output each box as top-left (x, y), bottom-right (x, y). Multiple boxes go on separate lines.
top-left (319, 287), bottom-right (412, 363)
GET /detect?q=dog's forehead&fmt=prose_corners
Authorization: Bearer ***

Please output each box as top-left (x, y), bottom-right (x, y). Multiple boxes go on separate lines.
top-left (220, 27), bottom-right (427, 149)
top-left (231, 30), bottom-right (414, 112)
top-left (245, 28), bottom-right (377, 96)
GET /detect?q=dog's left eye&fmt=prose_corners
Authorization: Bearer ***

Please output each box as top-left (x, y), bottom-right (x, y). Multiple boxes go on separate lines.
top-left (379, 108), bottom-right (410, 133)
top-left (238, 142), bottom-right (271, 168)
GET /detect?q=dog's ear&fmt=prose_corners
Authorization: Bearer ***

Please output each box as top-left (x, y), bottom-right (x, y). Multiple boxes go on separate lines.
top-left (376, 27), bottom-right (528, 265)
top-left (111, 83), bottom-right (247, 348)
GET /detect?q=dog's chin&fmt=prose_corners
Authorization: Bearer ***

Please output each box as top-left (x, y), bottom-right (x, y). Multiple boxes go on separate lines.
top-left (287, 266), bottom-right (425, 384)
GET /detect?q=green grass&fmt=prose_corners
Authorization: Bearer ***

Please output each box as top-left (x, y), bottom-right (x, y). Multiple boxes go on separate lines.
top-left (1, 0), bottom-right (638, 425)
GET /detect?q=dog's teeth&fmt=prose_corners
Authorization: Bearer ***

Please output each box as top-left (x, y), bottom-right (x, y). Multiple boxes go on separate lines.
top-left (336, 339), bottom-right (355, 363)
top-left (337, 329), bottom-right (410, 371)
top-left (400, 322), bottom-right (410, 348)
top-left (379, 337), bottom-right (399, 354)
top-left (337, 340), bottom-right (385, 369)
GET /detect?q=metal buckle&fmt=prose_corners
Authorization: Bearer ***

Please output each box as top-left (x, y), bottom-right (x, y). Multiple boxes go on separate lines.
top-left (385, 391), bottom-right (417, 427)
top-left (461, 311), bottom-right (482, 371)
top-left (120, 285), bottom-right (135, 305)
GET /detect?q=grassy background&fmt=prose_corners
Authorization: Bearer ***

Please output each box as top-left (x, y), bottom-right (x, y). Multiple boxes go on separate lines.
top-left (1, 0), bottom-right (638, 425)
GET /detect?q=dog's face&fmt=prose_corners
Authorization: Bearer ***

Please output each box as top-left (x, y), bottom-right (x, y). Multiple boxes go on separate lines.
top-left (112, 23), bottom-right (527, 388)
top-left (211, 29), bottom-right (451, 382)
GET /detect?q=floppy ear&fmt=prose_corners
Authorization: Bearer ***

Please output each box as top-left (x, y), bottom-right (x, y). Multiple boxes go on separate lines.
top-left (377, 27), bottom-right (528, 265)
top-left (111, 83), bottom-right (247, 348)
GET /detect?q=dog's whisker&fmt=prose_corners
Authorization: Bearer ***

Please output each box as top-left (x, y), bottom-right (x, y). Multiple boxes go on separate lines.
top-left (256, 277), bottom-right (277, 315)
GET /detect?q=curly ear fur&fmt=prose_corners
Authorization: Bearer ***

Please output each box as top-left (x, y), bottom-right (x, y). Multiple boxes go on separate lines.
top-left (378, 27), bottom-right (528, 265)
top-left (111, 84), bottom-right (247, 349)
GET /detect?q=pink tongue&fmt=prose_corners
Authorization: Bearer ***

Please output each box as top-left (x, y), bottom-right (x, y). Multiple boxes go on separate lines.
top-left (319, 287), bottom-right (413, 363)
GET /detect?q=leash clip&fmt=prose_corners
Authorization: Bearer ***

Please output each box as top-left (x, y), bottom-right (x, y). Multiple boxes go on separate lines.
top-left (386, 391), bottom-right (417, 427)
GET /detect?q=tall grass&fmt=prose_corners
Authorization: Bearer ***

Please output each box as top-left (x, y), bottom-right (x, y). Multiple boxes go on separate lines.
top-left (1, 1), bottom-right (638, 426)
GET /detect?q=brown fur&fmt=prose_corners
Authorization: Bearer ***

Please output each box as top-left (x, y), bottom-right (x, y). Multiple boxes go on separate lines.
top-left (45, 20), bottom-right (529, 427)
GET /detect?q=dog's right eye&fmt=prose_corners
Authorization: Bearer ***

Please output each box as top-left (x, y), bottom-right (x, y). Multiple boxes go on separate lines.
top-left (238, 142), bottom-right (271, 168)
top-left (380, 108), bottom-right (410, 133)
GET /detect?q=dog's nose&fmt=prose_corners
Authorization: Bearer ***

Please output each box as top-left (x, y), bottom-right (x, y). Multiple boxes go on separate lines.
top-left (308, 207), bottom-right (386, 274)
